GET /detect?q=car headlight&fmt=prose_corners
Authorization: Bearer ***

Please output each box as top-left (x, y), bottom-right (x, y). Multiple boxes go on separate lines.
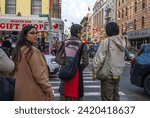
top-left (51, 58), bottom-right (57, 64)
top-left (129, 54), bottom-right (135, 57)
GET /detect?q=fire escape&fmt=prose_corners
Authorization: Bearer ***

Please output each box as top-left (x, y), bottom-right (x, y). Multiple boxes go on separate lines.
top-left (105, 6), bottom-right (111, 24)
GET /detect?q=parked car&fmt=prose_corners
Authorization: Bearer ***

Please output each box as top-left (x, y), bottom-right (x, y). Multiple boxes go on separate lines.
top-left (88, 45), bottom-right (97, 58)
top-left (45, 54), bottom-right (60, 74)
top-left (124, 48), bottom-right (135, 60)
top-left (130, 44), bottom-right (150, 96)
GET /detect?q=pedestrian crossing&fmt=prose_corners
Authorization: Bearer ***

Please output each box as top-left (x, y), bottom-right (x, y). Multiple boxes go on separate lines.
top-left (50, 71), bottom-right (127, 101)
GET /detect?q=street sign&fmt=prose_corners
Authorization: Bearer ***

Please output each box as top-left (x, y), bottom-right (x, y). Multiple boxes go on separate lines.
top-left (39, 14), bottom-right (49, 17)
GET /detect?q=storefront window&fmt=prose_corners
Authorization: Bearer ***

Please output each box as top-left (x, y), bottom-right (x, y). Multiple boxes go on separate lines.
top-left (5, 0), bottom-right (16, 14)
top-left (31, 0), bottom-right (42, 15)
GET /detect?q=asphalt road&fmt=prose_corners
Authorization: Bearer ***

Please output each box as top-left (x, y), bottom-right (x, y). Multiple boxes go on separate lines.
top-left (120, 62), bottom-right (150, 101)
top-left (50, 59), bottom-right (150, 101)
top-left (83, 59), bottom-right (150, 101)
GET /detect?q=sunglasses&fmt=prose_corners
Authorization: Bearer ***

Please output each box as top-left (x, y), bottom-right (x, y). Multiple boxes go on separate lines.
top-left (28, 31), bottom-right (38, 35)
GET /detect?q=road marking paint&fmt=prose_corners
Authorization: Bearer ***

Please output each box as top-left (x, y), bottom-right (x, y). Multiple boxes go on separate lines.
top-left (54, 91), bottom-right (126, 97)
top-left (51, 80), bottom-right (99, 84)
top-left (83, 72), bottom-right (93, 74)
top-left (125, 61), bottom-right (130, 65)
top-left (118, 92), bottom-right (126, 96)
top-left (52, 85), bottom-right (100, 89)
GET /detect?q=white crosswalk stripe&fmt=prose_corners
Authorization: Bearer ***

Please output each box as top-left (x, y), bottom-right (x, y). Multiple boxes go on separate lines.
top-left (52, 85), bottom-right (100, 89)
top-left (50, 71), bottom-right (127, 100)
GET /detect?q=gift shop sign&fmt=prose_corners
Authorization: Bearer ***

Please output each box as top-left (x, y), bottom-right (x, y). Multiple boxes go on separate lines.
top-left (0, 18), bottom-right (45, 31)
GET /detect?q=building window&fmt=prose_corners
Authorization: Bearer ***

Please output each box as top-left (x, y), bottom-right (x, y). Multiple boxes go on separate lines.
top-left (125, 23), bottom-right (127, 32)
top-left (142, 16), bottom-right (144, 28)
top-left (142, 0), bottom-right (145, 9)
top-left (122, 9), bottom-right (124, 18)
top-left (122, 24), bottom-right (123, 33)
top-left (126, 7), bottom-right (128, 16)
top-left (118, 0), bottom-right (120, 6)
top-left (5, 0), bottom-right (16, 14)
top-left (31, 0), bottom-right (42, 15)
top-left (135, 1), bottom-right (137, 12)
top-left (118, 11), bottom-right (120, 18)
top-left (134, 19), bottom-right (136, 30)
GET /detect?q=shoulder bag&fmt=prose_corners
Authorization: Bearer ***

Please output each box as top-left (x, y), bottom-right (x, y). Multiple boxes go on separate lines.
top-left (96, 38), bottom-right (110, 80)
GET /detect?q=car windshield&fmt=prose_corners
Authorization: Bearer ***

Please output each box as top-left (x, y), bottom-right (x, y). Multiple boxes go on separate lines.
top-left (136, 47), bottom-right (144, 56)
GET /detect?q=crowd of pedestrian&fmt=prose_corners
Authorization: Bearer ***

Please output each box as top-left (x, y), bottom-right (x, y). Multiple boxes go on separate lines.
top-left (0, 22), bottom-right (130, 101)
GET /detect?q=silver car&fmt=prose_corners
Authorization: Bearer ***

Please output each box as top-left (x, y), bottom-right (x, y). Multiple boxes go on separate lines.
top-left (45, 54), bottom-right (60, 74)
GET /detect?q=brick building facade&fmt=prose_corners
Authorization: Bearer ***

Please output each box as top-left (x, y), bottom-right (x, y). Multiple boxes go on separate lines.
top-left (116, 0), bottom-right (150, 49)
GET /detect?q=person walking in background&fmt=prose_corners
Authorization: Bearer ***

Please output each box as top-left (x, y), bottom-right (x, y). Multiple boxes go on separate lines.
top-left (93, 22), bottom-right (126, 101)
top-left (4, 35), bottom-right (12, 43)
top-left (12, 25), bottom-right (54, 101)
top-left (56, 24), bottom-right (89, 101)
top-left (37, 35), bottom-right (45, 53)
top-left (40, 37), bottom-right (45, 52)
top-left (1, 40), bottom-right (13, 57)
top-left (51, 41), bottom-right (60, 56)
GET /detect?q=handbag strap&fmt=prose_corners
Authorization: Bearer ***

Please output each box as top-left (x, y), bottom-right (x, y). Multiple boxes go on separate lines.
top-left (106, 38), bottom-right (110, 56)
top-left (78, 43), bottom-right (84, 65)
top-left (76, 43), bottom-right (84, 56)
top-left (100, 38), bottom-right (110, 68)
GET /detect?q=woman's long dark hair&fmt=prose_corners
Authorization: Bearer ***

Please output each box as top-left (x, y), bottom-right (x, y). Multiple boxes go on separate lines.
top-left (12, 25), bottom-right (36, 65)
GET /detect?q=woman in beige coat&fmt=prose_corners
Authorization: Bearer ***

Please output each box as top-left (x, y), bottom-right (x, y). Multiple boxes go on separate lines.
top-left (12, 25), bottom-right (53, 101)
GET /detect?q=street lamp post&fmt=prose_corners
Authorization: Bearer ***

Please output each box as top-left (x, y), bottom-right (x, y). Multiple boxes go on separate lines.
top-left (64, 19), bottom-right (74, 37)
top-left (48, 0), bottom-right (53, 55)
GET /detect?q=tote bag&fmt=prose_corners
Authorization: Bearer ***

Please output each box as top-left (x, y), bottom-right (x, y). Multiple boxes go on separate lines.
top-left (96, 39), bottom-right (110, 80)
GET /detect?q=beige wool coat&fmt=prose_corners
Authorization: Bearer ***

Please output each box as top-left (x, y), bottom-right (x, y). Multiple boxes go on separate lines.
top-left (14, 46), bottom-right (53, 101)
